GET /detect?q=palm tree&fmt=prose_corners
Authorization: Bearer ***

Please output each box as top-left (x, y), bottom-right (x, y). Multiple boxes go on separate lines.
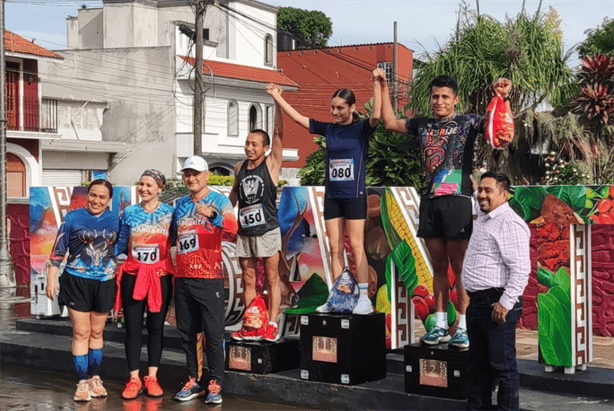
top-left (409, 1), bottom-right (579, 183)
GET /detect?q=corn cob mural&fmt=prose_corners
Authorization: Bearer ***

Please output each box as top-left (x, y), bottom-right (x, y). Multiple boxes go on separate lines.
top-left (381, 188), bottom-right (433, 293)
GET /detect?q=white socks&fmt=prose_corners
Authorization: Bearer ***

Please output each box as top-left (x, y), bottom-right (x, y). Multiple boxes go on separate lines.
top-left (458, 314), bottom-right (467, 330)
top-left (358, 283), bottom-right (368, 297)
top-left (434, 312), bottom-right (466, 330)
top-left (435, 311), bottom-right (447, 329)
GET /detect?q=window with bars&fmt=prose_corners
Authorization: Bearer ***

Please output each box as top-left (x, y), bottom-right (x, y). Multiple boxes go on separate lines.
top-left (249, 104), bottom-right (262, 132)
top-left (228, 100), bottom-right (238, 136)
top-left (265, 34), bottom-right (274, 66)
top-left (41, 99), bottom-right (58, 133)
top-left (377, 61), bottom-right (393, 85)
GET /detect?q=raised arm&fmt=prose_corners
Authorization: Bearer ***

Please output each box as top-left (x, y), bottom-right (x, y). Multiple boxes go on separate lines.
top-left (266, 84), bottom-right (284, 181)
top-left (380, 71), bottom-right (408, 134)
top-left (267, 83), bottom-right (309, 130)
top-left (493, 77), bottom-right (513, 117)
top-left (369, 68), bottom-right (384, 128)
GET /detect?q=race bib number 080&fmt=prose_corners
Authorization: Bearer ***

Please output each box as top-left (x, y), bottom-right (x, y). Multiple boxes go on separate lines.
top-left (178, 232), bottom-right (199, 254)
top-left (132, 245), bottom-right (160, 264)
top-left (329, 159), bottom-right (354, 181)
top-left (239, 204), bottom-right (266, 228)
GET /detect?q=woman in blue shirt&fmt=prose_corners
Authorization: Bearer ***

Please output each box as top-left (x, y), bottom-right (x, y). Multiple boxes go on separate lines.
top-left (268, 69), bottom-right (384, 315)
top-left (46, 179), bottom-right (119, 402)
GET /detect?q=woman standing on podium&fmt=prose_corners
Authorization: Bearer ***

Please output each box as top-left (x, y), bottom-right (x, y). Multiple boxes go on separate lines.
top-left (114, 169), bottom-right (175, 400)
top-left (46, 179), bottom-right (119, 402)
top-left (268, 69), bottom-right (384, 315)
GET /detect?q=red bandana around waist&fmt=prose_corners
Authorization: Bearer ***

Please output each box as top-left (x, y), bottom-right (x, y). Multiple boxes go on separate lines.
top-left (114, 254), bottom-right (175, 313)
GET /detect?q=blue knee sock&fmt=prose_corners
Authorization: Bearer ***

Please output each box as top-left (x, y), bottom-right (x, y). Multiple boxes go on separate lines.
top-left (88, 348), bottom-right (103, 377)
top-left (73, 354), bottom-right (89, 380)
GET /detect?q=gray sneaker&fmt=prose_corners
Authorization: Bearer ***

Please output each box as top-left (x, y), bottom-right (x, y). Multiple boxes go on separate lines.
top-left (420, 326), bottom-right (451, 345)
top-left (448, 327), bottom-right (469, 349)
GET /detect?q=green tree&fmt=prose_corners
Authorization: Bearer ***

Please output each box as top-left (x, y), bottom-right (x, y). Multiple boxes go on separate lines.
top-left (568, 54), bottom-right (614, 183)
top-left (410, 2), bottom-right (579, 184)
top-left (411, 3), bottom-right (576, 115)
top-left (277, 7), bottom-right (332, 49)
top-left (579, 18), bottom-right (614, 58)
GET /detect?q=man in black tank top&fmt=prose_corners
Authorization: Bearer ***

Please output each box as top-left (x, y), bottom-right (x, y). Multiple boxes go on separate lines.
top-left (229, 84), bottom-right (284, 342)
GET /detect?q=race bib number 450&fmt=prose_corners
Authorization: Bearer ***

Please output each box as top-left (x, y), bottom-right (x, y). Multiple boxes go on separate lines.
top-left (178, 231), bottom-right (199, 254)
top-left (239, 204), bottom-right (265, 228)
top-left (329, 159), bottom-right (354, 181)
top-left (132, 244), bottom-right (160, 264)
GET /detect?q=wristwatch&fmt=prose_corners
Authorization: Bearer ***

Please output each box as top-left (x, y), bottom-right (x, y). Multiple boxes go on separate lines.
top-left (208, 211), bottom-right (218, 220)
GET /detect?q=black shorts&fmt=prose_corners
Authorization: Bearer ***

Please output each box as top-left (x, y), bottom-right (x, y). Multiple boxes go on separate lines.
top-left (59, 273), bottom-right (116, 313)
top-left (324, 197), bottom-right (367, 220)
top-left (418, 195), bottom-right (473, 240)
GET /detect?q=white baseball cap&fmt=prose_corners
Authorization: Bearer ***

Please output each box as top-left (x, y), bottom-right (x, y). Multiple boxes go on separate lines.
top-left (181, 156), bottom-right (209, 172)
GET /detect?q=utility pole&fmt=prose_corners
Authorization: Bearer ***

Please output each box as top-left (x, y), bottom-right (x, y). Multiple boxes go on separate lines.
top-left (392, 21), bottom-right (398, 111)
top-left (0, 0), bottom-right (16, 289)
top-left (193, 0), bottom-right (206, 157)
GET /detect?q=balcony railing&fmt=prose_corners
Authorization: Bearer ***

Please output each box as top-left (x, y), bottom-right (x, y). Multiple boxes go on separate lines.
top-left (6, 98), bottom-right (58, 134)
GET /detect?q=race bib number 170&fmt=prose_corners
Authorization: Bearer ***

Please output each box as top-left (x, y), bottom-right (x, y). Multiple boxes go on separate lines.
top-left (132, 245), bottom-right (160, 264)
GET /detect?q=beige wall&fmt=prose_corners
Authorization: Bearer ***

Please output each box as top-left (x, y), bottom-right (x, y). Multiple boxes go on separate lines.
top-left (40, 46), bottom-right (176, 185)
top-left (78, 8), bottom-right (104, 49)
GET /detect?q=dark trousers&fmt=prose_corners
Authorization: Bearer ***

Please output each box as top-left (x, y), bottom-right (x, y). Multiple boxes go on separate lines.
top-left (121, 273), bottom-right (173, 371)
top-left (174, 277), bottom-right (225, 383)
top-left (466, 297), bottom-right (522, 411)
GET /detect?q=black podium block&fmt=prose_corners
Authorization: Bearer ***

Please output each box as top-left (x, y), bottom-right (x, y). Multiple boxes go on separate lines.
top-left (225, 337), bottom-right (300, 374)
top-left (404, 343), bottom-right (469, 400)
top-left (299, 312), bottom-right (386, 385)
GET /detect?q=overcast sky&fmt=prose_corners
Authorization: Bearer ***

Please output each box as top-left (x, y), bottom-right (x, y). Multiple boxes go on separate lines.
top-left (6, 0), bottom-right (613, 66)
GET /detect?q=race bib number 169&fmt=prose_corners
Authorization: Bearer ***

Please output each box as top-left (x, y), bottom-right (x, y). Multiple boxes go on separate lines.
top-left (178, 232), bottom-right (199, 254)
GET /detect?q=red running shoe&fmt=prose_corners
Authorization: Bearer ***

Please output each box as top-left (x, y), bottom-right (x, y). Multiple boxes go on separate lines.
top-left (122, 376), bottom-right (142, 400)
top-left (262, 322), bottom-right (280, 342)
top-left (144, 376), bottom-right (163, 397)
top-left (238, 325), bottom-right (266, 341)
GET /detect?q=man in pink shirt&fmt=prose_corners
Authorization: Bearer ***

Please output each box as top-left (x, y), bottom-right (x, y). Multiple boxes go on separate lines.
top-left (462, 171), bottom-right (530, 411)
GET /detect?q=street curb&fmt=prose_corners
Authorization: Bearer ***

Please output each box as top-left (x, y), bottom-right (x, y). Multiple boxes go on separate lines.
top-left (0, 324), bottom-right (467, 410)
top-left (3, 319), bottom-right (613, 408)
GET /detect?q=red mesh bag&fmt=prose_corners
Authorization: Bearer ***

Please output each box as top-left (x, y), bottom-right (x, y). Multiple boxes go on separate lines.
top-left (242, 295), bottom-right (268, 331)
top-left (484, 96), bottom-right (514, 149)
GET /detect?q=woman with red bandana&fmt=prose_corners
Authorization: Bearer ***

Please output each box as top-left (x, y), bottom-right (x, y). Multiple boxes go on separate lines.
top-left (114, 169), bottom-right (175, 399)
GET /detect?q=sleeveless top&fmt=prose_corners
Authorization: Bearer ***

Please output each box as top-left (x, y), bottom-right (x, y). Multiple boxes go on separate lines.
top-left (237, 159), bottom-right (279, 236)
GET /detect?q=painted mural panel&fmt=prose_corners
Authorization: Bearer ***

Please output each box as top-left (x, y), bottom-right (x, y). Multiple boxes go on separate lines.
top-left (507, 185), bottom-right (613, 368)
top-left (29, 186), bottom-right (135, 316)
top-left (279, 186), bottom-right (437, 349)
top-left (507, 186), bottom-right (614, 338)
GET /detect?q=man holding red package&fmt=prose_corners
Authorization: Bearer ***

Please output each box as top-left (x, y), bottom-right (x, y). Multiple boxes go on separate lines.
top-left (381, 74), bottom-right (512, 349)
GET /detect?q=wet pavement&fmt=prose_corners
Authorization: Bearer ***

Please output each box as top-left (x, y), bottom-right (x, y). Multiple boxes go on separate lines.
top-left (0, 288), bottom-right (304, 411)
top-left (1, 286), bottom-right (613, 410)
top-left (0, 364), bottom-right (305, 411)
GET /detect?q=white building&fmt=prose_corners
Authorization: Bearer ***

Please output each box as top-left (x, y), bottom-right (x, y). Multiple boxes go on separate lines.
top-left (38, 0), bottom-right (298, 185)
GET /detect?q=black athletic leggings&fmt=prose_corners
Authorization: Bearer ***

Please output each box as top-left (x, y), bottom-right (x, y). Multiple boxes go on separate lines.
top-left (120, 273), bottom-right (173, 372)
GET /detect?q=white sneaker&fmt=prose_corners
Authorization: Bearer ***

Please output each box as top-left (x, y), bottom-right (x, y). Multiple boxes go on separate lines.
top-left (74, 379), bottom-right (91, 402)
top-left (352, 294), bottom-right (374, 315)
top-left (315, 303), bottom-right (330, 313)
